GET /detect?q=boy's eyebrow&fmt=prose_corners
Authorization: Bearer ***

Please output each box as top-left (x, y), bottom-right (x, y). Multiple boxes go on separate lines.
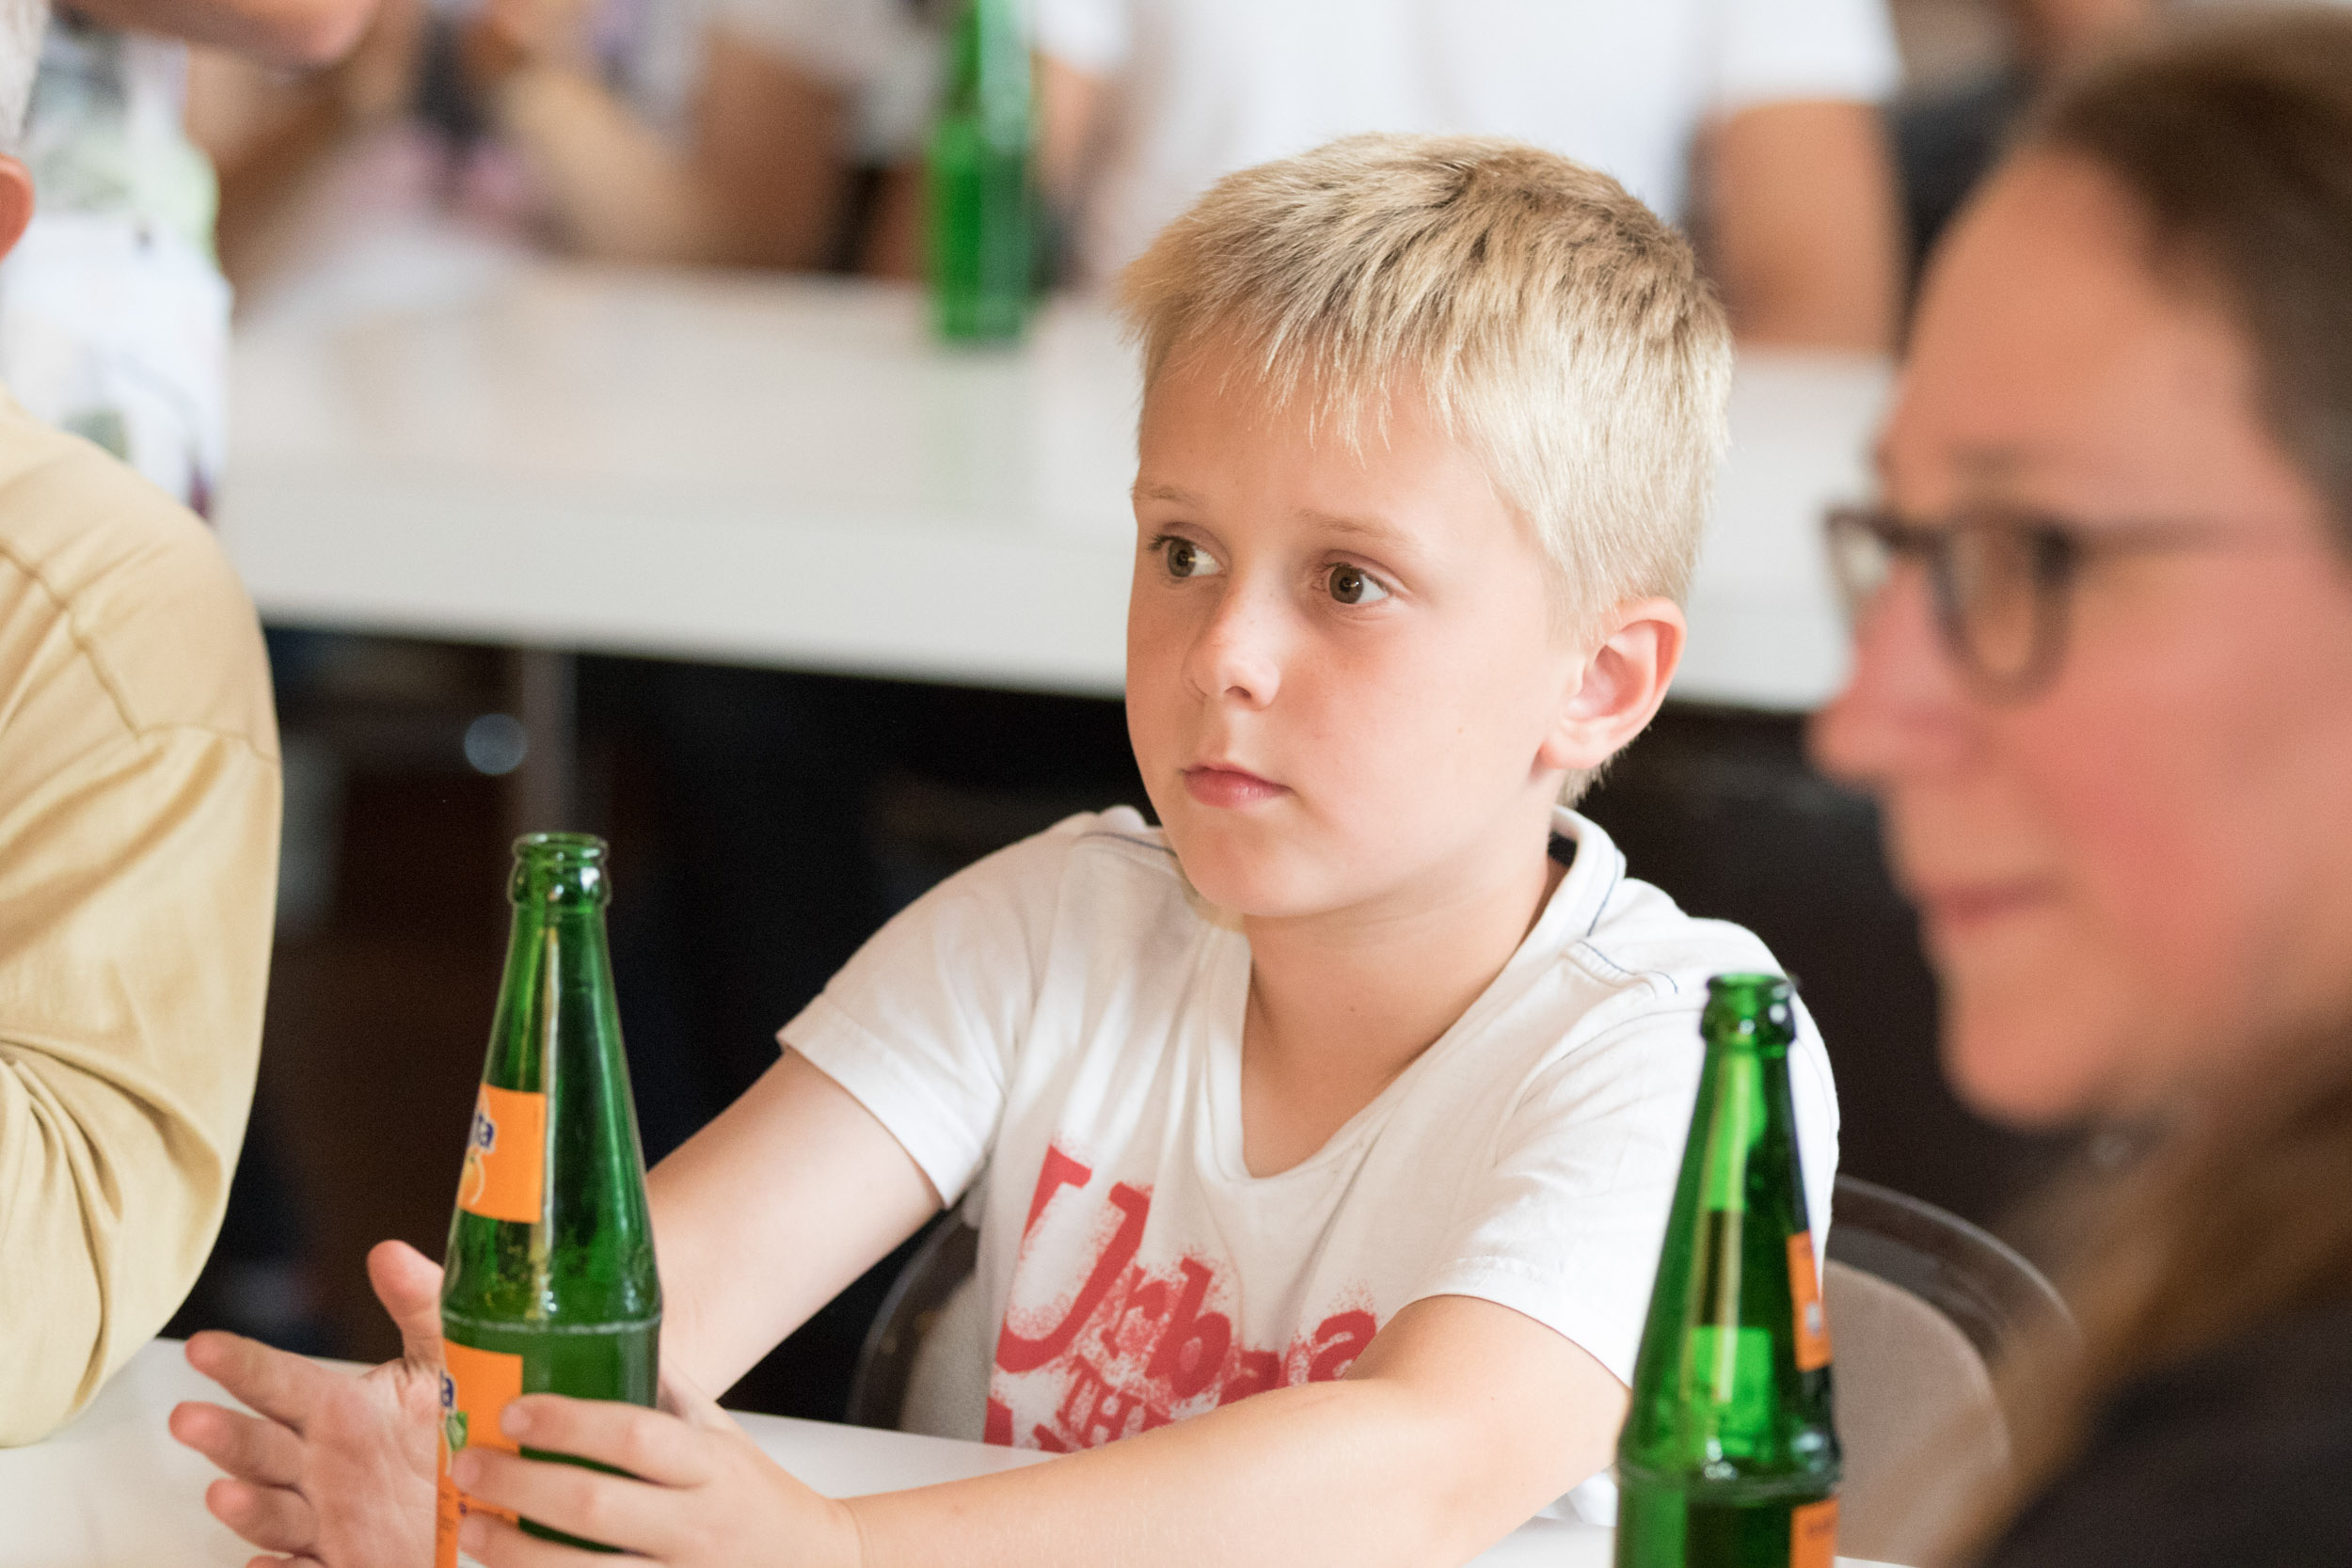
top-left (1297, 508), bottom-right (1415, 546)
top-left (1133, 481), bottom-right (1203, 506)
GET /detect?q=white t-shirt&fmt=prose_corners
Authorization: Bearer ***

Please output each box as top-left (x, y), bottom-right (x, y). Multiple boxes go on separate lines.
top-left (783, 806), bottom-right (1839, 1479)
top-left (1036, 0), bottom-right (1902, 281)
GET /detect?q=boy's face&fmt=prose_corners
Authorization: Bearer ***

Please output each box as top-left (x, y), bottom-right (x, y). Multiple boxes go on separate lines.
top-left (1125, 342), bottom-right (1591, 922)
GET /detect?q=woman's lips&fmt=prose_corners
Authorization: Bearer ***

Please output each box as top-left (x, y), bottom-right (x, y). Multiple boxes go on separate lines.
top-left (1919, 881), bottom-right (2054, 941)
top-left (1183, 766), bottom-right (1289, 809)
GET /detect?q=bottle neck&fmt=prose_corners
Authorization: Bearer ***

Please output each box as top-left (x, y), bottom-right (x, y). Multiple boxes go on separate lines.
top-left (945, 0), bottom-right (1029, 134)
top-left (1696, 1038), bottom-right (1768, 1214)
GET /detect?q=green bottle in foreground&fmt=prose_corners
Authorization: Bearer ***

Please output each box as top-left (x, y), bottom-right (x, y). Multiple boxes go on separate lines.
top-left (1614, 974), bottom-right (1839, 1568)
top-left (926, 0), bottom-right (1033, 342)
top-left (436, 833), bottom-right (660, 1568)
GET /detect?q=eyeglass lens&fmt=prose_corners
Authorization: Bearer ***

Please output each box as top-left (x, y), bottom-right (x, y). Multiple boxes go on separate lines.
top-left (1826, 510), bottom-right (2068, 698)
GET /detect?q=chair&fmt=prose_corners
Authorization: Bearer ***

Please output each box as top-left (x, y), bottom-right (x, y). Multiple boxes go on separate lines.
top-left (847, 1175), bottom-right (2071, 1562)
top-left (847, 1213), bottom-right (984, 1436)
top-left (1825, 1174), bottom-right (2072, 1562)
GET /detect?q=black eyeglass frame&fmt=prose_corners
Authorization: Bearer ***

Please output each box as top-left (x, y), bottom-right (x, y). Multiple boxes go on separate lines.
top-left (1823, 504), bottom-right (2247, 703)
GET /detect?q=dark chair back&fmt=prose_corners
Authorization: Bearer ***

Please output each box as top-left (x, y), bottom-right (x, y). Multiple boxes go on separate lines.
top-left (847, 1214), bottom-right (980, 1432)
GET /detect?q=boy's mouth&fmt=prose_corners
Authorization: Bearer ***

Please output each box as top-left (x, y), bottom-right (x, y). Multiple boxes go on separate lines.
top-left (1183, 766), bottom-right (1289, 809)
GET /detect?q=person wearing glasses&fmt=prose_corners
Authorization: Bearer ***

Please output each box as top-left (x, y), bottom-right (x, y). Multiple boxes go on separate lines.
top-left (1813, 9), bottom-right (2352, 1562)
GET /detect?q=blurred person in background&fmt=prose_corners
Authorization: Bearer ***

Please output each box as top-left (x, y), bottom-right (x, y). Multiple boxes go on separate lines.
top-left (455, 0), bottom-right (928, 267)
top-left (184, 0), bottom-right (929, 284)
top-left (1022, 0), bottom-right (1907, 351)
top-left (0, 0), bottom-right (284, 1444)
top-left (1892, 0), bottom-right (2352, 268)
top-left (1814, 9), bottom-right (2352, 1560)
top-left (339, 0), bottom-right (1909, 351)
top-left (0, 0), bottom-right (373, 507)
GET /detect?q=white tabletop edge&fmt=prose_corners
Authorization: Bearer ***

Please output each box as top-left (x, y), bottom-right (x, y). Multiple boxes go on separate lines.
top-left (1, 1340), bottom-right (1906, 1568)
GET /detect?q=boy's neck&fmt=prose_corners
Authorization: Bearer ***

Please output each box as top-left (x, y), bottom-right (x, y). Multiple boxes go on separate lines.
top-left (1235, 820), bottom-right (1570, 1178)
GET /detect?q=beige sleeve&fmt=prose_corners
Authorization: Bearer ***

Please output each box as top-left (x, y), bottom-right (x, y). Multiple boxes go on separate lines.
top-left (0, 724), bottom-right (280, 1443)
top-left (0, 485), bottom-right (281, 1445)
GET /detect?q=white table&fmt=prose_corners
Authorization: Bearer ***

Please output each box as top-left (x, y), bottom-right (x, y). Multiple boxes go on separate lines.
top-left (0, 1340), bottom-right (1900, 1567)
top-left (215, 228), bottom-right (1885, 713)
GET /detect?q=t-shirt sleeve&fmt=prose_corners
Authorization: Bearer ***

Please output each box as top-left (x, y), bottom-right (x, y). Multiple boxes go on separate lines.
top-left (1032, 0), bottom-right (1131, 76)
top-left (778, 820), bottom-right (1081, 1207)
top-left (1708, 0), bottom-right (1902, 115)
top-left (1411, 996), bottom-right (1839, 1387)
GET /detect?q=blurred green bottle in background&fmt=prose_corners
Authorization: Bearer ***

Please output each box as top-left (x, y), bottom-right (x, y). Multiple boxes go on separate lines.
top-left (436, 832), bottom-right (660, 1567)
top-left (1615, 973), bottom-right (1840, 1568)
top-left (927, 0), bottom-right (1034, 342)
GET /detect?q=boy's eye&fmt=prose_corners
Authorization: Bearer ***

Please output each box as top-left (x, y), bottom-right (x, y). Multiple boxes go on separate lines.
top-left (1326, 563), bottom-right (1391, 605)
top-left (1160, 537), bottom-right (1223, 579)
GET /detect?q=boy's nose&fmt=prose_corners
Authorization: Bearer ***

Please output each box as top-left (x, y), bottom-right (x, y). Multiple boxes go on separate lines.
top-left (1185, 589), bottom-right (1283, 708)
top-left (1808, 566), bottom-right (1977, 790)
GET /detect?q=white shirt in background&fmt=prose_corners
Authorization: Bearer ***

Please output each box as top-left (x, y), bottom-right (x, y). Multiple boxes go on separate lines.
top-left (783, 807), bottom-right (1839, 1519)
top-left (1035, 0), bottom-right (1901, 281)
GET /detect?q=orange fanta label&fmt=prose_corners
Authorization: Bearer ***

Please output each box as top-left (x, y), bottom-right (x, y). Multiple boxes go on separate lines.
top-left (458, 1084), bottom-right (547, 1225)
top-left (1791, 1496), bottom-right (1838, 1568)
top-left (436, 1338), bottom-right (525, 1568)
top-left (1787, 1231), bottom-right (1833, 1372)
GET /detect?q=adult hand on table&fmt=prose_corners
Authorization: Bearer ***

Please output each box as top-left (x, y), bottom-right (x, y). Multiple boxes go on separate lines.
top-left (448, 1383), bottom-right (861, 1568)
top-left (168, 1240), bottom-right (444, 1568)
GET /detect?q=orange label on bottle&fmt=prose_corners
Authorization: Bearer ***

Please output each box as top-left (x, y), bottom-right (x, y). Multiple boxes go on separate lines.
top-left (435, 1338), bottom-right (524, 1568)
top-left (458, 1084), bottom-right (546, 1224)
top-left (1790, 1496), bottom-right (1838, 1568)
top-left (1788, 1231), bottom-right (1833, 1372)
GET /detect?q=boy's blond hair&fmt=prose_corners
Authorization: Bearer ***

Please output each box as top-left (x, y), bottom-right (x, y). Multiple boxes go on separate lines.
top-left (1118, 133), bottom-right (1733, 637)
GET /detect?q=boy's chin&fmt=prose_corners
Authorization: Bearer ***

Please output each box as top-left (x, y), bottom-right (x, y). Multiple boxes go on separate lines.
top-left (1168, 833), bottom-right (1349, 923)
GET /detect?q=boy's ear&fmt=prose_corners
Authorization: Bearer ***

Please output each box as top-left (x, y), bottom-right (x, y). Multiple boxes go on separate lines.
top-left (1537, 597), bottom-right (1687, 774)
top-left (0, 157), bottom-right (31, 263)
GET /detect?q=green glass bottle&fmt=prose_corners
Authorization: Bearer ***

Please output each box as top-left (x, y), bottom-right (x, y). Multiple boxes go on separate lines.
top-left (1615, 974), bottom-right (1840, 1568)
top-left (435, 833), bottom-right (660, 1568)
top-left (926, 0), bottom-right (1033, 342)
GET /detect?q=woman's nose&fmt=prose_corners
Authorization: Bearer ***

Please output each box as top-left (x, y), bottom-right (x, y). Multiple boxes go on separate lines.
top-left (1809, 565), bottom-right (1975, 788)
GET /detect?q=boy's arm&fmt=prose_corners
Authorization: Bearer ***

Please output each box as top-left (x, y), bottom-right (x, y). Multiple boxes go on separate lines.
top-left (854, 1293), bottom-right (1625, 1568)
top-left (651, 1050), bottom-right (943, 1396)
top-left (453, 1291), bottom-right (1627, 1568)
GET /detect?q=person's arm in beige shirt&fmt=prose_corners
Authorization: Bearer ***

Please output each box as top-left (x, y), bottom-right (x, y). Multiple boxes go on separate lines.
top-left (0, 403), bottom-right (281, 1446)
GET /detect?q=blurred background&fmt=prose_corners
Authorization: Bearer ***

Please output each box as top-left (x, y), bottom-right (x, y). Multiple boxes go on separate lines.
top-left (35, 0), bottom-right (2184, 1419)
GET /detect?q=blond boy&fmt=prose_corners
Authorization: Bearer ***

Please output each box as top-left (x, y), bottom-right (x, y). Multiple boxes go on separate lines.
top-left (175, 134), bottom-right (1837, 1565)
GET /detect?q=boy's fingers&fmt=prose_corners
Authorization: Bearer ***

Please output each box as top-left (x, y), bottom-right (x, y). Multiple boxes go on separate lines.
top-left (464, 1511), bottom-right (606, 1568)
top-left (458, 1448), bottom-right (676, 1556)
top-left (506, 1395), bottom-right (719, 1487)
top-left (366, 1240), bottom-right (447, 1365)
top-left (168, 1400), bottom-right (306, 1485)
top-left (184, 1332), bottom-right (331, 1431)
top-left (203, 1475), bottom-right (319, 1554)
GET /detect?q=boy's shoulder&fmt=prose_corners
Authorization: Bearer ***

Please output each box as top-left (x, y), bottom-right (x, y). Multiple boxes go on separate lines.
top-left (961, 805), bottom-right (1188, 894)
top-left (1538, 810), bottom-right (1794, 1020)
top-left (0, 388), bottom-right (274, 755)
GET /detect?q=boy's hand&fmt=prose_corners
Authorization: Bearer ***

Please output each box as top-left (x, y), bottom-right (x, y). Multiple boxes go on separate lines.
top-left (168, 1239), bottom-right (445, 1568)
top-left (452, 1384), bottom-right (863, 1568)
